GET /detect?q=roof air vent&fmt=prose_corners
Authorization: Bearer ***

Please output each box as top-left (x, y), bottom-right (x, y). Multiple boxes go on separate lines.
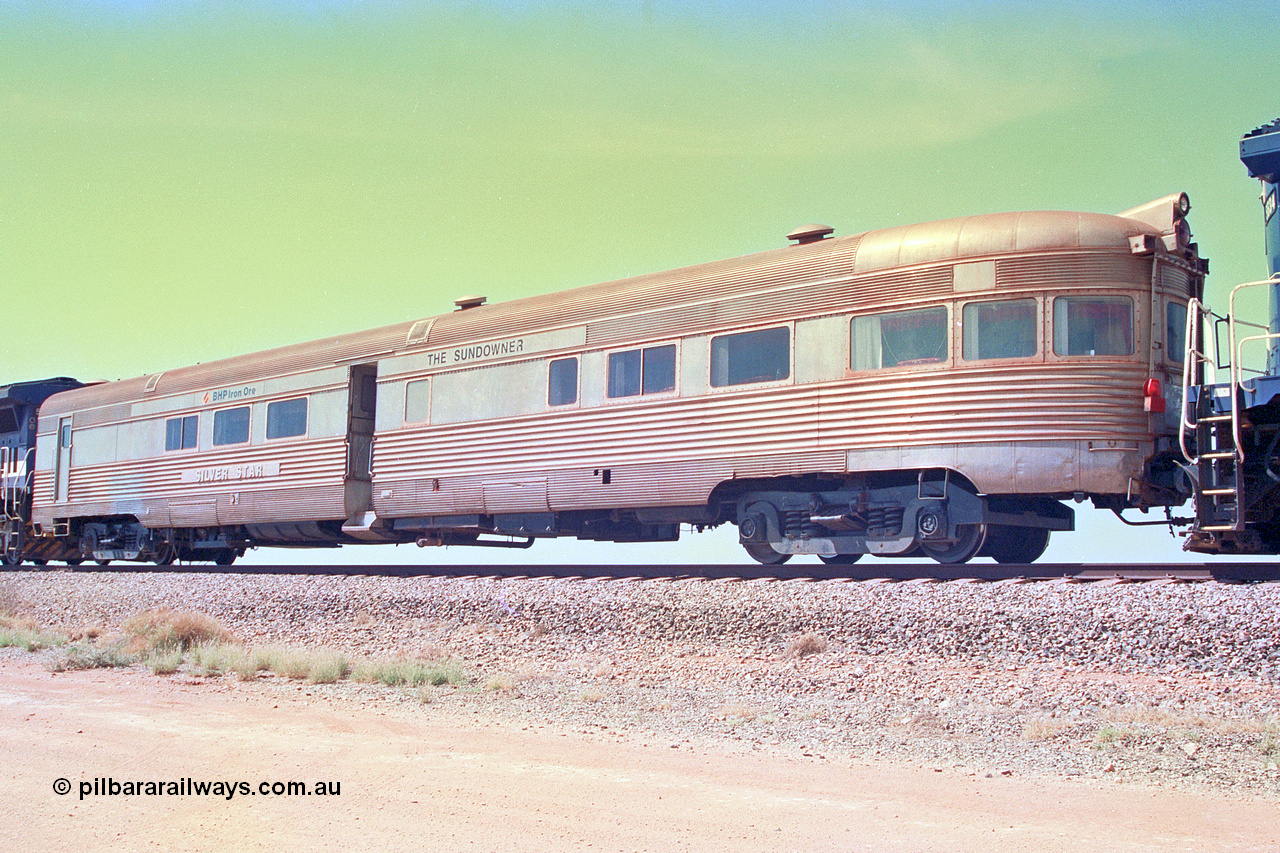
top-left (786, 224), bottom-right (834, 245)
top-left (454, 295), bottom-right (487, 311)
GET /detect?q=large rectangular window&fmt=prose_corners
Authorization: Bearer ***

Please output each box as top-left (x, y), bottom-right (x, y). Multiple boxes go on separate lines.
top-left (851, 307), bottom-right (948, 371)
top-left (548, 357), bottom-right (578, 406)
top-left (164, 414), bottom-right (198, 451)
top-left (962, 299), bottom-right (1037, 361)
top-left (1053, 296), bottom-right (1134, 356)
top-left (0, 407), bottom-right (18, 434)
top-left (607, 344), bottom-right (676, 398)
top-left (266, 397), bottom-right (308, 440)
top-left (710, 327), bottom-right (790, 387)
top-left (212, 406), bottom-right (250, 446)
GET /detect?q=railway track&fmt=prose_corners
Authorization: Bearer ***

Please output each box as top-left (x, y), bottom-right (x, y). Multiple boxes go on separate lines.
top-left (21, 561), bottom-right (1280, 583)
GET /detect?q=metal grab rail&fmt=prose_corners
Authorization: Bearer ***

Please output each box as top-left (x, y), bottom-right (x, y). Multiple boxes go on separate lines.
top-left (1180, 296), bottom-right (1222, 465)
top-left (1227, 276), bottom-right (1280, 461)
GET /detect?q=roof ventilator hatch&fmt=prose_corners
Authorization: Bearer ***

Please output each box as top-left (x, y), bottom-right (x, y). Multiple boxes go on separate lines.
top-left (454, 295), bottom-right (487, 311)
top-left (786, 224), bottom-right (834, 245)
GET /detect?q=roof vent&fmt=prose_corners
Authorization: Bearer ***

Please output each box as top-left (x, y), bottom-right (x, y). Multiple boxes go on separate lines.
top-left (453, 294), bottom-right (487, 311)
top-left (786, 223), bottom-right (834, 245)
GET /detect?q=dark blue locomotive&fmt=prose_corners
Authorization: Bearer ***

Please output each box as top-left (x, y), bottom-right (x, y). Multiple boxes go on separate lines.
top-left (1, 378), bottom-right (84, 564)
top-left (1182, 119), bottom-right (1280, 553)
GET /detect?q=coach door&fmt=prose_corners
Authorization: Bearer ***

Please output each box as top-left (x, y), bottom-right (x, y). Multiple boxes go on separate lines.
top-left (343, 364), bottom-right (377, 522)
top-left (54, 417), bottom-right (72, 502)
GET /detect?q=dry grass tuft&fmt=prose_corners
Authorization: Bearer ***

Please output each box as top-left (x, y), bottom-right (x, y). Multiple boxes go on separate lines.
top-left (1, 614), bottom-right (65, 652)
top-left (785, 632), bottom-right (828, 659)
top-left (121, 609), bottom-right (232, 655)
top-left (1021, 716), bottom-right (1076, 741)
top-left (484, 673), bottom-right (520, 696)
top-left (49, 642), bottom-right (134, 672)
top-left (353, 657), bottom-right (467, 688)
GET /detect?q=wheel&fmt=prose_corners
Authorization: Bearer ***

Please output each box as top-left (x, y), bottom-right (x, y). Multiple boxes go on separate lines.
top-left (152, 543), bottom-right (178, 566)
top-left (919, 523), bottom-right (987, 564)
top-left (212, 549), bottom-right (238, 566)
top-left (819, 553), bottom-right (862, 565)
top-left (978, 525), bottom-right (1050, 564)
top-left (742, 541), bottom-right (791, 565)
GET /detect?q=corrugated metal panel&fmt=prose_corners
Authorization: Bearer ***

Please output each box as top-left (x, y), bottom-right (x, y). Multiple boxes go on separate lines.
top-left (1161, 264), bottom-right (1192, 296)
top-left (368, 361), bottom-right (1152, 517)
top-left (584, 262), bottom-right (952, 347)
top-left (996, 253), bottom-right (1150, 289)
top-left (49, 437), bottom-right (348, 525)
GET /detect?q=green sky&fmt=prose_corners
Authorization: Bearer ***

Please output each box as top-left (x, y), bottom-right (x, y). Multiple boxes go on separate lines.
top-left (4, 1), bottom-right (1278, 383)
top-left (3, 1), bottom-right (1279, 564)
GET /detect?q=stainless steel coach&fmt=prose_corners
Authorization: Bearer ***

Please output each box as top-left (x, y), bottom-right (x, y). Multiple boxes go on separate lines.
top-left (26, 195), bottom-right (1203, 565)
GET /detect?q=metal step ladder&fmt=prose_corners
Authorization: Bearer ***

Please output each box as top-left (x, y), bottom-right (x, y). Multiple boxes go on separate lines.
top-left (1192, 400), bottom-right (1243, 532)
top-left (1179, 297), bottom-right (1245, 534)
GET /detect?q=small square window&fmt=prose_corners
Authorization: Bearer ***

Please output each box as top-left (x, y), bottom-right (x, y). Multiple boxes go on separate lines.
top-left (165, 414), bottom-right (198, 451)
top-left (213, 406), bottom-right (250, 446)
top-left (548, 358), bottom-right (578, 406)
top-left (266, 398), bottom-right (308, 440)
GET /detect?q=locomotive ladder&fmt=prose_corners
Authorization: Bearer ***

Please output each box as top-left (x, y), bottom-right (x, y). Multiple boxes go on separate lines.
top-left (1180, 279), bottom-right (1280, 535)
top-left (1, 446), bottom-right (24, 562)
top-left (1, 446), bottom-right (19, 522)
top-left (1180, 297), bottom-right (1244, 533)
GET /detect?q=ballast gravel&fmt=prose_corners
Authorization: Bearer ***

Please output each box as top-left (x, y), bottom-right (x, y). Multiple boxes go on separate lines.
top-left (3, 568), bottom-right (1278, 797)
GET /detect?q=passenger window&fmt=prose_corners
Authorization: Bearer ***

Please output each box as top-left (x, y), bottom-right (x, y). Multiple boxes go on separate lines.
top-left (164, 415), bottom-right (198, 451)
top-left (1166, 301), bottom-right (1188, 365)
top-left (266, 397), bottom-right (308, 440)
top-left (608, 344), bottom-right (676, 398)
top-left (212, 406), bottom-right (250, 446)
top-left (710, 327), bottom-right (790, 387)
top-left (548, 357), bottom-right (578, 406)
top-left (1053, 297), bottom-right (1134, 356)
top-left (962, 299), bottom-right (1037, 361)
top-left (405, 379), bottom-right (431, 424)
top-left (851, 307), bottom-right (948, 370)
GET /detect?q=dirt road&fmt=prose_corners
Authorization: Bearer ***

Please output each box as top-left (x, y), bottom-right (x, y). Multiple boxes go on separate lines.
top-left (1, 655), bottom-right (1275, 852)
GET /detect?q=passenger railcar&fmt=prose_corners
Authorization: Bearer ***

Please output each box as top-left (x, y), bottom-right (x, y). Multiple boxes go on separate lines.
top-left (18, 196), bottom-right (1203, 566)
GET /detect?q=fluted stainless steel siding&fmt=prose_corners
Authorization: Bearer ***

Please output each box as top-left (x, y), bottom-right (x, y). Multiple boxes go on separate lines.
top-left (32, 436), bottom-right (347, 528)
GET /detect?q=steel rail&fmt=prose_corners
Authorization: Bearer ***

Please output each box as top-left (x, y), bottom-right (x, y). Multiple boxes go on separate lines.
top-left (19, 562), bottom-right (1280, 583)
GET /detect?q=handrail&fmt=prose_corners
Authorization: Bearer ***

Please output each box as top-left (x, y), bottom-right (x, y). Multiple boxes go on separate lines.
top-left (1227, 276), bottom-right (1280, 462)
top-left (0, 445), bottom-right (12, 521)
top-left (1180, 297), bottom-right (1219, 464)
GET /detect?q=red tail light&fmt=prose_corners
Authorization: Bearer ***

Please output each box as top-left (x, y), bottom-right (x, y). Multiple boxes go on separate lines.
top-left (1143, 378), bottom-right (1166, 413)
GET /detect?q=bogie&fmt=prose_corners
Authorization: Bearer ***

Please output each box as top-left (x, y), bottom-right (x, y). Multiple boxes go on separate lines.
top-left (736, 476), bottom-right (1067, 565)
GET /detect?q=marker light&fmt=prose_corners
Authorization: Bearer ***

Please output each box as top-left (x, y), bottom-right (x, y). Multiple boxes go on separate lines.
top-left (1143, 378), bottom-right (1166, 413)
